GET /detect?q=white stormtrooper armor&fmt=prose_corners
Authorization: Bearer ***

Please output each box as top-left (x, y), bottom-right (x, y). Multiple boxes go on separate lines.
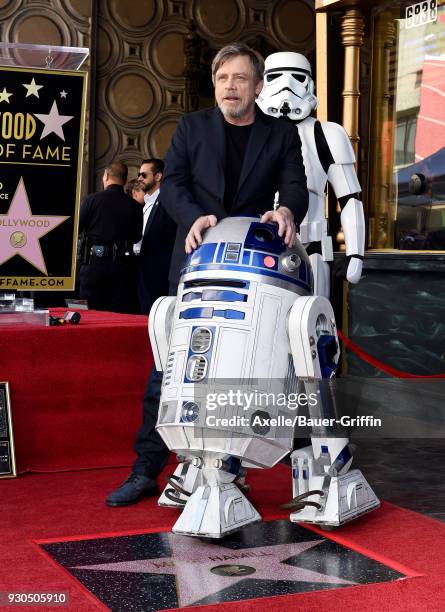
top-left (255, 52), bottom-right (377, 529)
top-left (257, 51), bottom-right (365, 298)
top-left (150, 218), bottom-right (379, 537)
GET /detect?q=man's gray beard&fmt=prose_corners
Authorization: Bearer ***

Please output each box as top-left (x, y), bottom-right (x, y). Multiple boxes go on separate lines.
top-left (219, 101), bottom-right (248, 120)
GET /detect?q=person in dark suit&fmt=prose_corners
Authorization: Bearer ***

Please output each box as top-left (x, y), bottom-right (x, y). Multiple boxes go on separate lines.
top-left (134, 159), bottom-right (176, 315)
top-left (106, 41), bottom-right (308, 506)
top-left (79, 160), bottom-right (142, 314)
top-left (162, 87), bottom-right (308, 286)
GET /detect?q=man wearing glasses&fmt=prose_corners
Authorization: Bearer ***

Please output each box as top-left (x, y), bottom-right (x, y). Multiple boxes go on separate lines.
top-left (133, 159), bottom-right (163, 257)
top-left (135, 158), bottom-right (176, 314)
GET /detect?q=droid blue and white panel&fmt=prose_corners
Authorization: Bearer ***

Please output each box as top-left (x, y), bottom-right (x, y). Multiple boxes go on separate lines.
top-left (154, 217), bottom-right (312, 469)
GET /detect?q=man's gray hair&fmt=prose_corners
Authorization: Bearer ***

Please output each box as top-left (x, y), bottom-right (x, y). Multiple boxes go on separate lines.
top-left (211, 42), bottom-right (264, 85)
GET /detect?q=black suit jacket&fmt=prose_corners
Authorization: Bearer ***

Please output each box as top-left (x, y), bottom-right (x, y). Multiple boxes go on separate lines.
top-left (138, 199), bottom-right (176, 314)
top-left (160, 106), bottom-right (308, 284)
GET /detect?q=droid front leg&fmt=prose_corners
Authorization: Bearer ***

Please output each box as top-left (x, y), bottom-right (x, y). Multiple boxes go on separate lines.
top-left (172, 453), bottom-right (261, 538)
top-left (159, 455), bottom-right (251, 509)
top-left (287, 296), bottom-right (379, 527)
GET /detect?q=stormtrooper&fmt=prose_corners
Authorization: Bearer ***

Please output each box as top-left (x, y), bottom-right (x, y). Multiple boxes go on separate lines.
top-left (257, 51), bottom-right (365, 298)
top-left (255, 51), bottom-right (376, 529)
top-left (149, 217), bottom-right (379, 538)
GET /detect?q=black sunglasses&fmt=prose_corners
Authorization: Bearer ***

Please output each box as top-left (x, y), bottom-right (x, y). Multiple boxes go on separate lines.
top-left (137, 171), bottom-right (154, 179)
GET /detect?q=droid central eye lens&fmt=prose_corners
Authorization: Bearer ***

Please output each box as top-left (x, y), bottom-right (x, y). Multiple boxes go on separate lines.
top-left (253, 227), bottom-right (275, 243)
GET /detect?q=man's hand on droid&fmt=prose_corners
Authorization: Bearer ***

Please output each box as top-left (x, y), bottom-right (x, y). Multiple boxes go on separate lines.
top-left (346, 256), bottom-right (363, 284)
top-left (260, 206), bottom-right (296, 247)
top-left (185, 215), bottom-right (218, 254)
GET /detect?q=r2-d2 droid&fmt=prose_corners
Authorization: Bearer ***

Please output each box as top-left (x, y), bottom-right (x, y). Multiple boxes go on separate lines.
top-left (149, 217), bottom-right (379, 538)
top-left (257, 52), bottom-right (365, 298)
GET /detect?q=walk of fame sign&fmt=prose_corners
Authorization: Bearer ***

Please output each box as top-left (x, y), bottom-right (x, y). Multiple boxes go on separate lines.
top-left (0, 65), bottom-right (86, 290)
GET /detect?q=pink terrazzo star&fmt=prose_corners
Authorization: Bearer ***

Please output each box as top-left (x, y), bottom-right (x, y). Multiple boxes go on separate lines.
top-left (0, 177), bottom-right (69, 274)
top-left (75, 533), bottom-right (355, 607)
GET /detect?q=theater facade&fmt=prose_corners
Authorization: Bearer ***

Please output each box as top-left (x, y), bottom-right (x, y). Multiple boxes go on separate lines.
top-left (316, 0), bottom-right (445, 376)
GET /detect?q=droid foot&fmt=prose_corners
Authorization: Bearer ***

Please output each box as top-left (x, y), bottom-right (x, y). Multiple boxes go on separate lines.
top-left (289, 469), bottom-right (380, 527)
top-left (172, 483), bottom-right (261, 538)
top-left (158, 461), bottom-right (201, 508)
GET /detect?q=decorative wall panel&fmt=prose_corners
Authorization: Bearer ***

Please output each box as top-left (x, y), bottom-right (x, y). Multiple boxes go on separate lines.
top-left (0, 1), bottom-right (316, 188)
top-left (94, 0), bottom-right (316, 186)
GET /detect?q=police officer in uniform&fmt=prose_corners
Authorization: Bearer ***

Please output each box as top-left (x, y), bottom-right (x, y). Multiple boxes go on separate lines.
top-left (79, 160), bottom-right (142, 313)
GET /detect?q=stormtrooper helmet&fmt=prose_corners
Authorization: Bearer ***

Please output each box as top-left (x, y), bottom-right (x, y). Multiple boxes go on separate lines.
top-left (257, 51), bottom-right (318, 121)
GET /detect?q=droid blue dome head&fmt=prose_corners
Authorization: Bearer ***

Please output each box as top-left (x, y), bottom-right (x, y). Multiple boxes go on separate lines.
top-left (180, 217), bottom-right (313, 294)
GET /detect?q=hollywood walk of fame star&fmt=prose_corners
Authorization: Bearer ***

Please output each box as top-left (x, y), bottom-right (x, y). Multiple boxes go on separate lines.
top-left (60, 90), bottom-right (68, 99)
top-left (0, 177), bottom-right (69, 274)
top-left (35, 100), bottom-right (73, 141)
top-left (22, 77), bottom-right (43, 98)
top-left (74, 533), bottom-right (355, 607)
top-left (0, 87), bottom-right (12, 103)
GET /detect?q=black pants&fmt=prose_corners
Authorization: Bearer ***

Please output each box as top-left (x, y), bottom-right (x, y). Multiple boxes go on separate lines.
top-left (133, 367), bottom-right (170, 478)
top-left (132, 283), bottom-right (178, 478)
top-left (80, 259), bottom-right (140, 314)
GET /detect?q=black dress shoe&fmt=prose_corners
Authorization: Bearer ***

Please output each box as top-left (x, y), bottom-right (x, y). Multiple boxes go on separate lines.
top-left (106, 473), bottom-right (158, 507)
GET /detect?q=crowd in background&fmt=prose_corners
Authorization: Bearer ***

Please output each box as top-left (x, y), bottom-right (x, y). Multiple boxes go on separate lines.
top-left (77, 158), bottom-right (176, 315)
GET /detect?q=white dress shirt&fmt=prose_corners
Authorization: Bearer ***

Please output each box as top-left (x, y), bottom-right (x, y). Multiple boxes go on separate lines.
top-left (133, 188), bottom-right (160, 255)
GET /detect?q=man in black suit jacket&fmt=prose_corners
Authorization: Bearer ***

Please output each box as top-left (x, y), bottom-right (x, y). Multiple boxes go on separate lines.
top-left (161, 61), bottom-right (308, 286)
top-left (106, 42), bottom-right (308, 506)
top-left (134, 159), bottom-right (176, 314)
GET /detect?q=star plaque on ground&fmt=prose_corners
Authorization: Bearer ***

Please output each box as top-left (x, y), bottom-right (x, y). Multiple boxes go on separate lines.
top-left (40, 520), bottom-right (404, 611)
top-left (0, 177), bottom-right (69, 274)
